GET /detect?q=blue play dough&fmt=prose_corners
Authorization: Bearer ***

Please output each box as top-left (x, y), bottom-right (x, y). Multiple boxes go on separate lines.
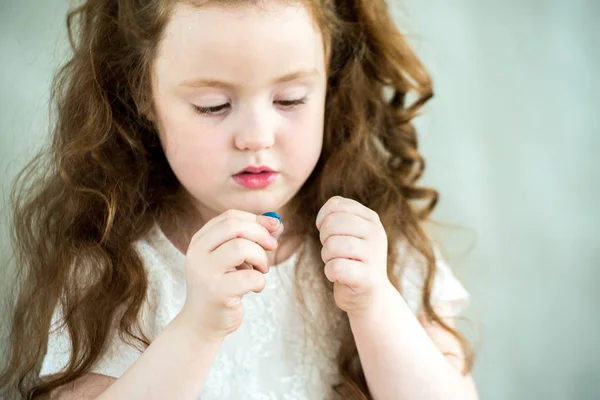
top-left (262, 211), bottom-right (282, 223)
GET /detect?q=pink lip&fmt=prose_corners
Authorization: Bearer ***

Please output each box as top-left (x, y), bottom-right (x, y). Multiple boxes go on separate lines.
top-left (232, 166), bottom-right (278, 189)
top-left (235, 165), bottom-right (275, 174)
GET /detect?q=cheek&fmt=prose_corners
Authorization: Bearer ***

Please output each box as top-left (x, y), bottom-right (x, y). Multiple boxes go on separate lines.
top-left (155, 92), bottom-right (224, 150)
top-left (157, 111), bottom-right (229, 184)
top-left (282, 106), bottom-right (324, 172)
top-left (298, 102), bottom-right (325, 151)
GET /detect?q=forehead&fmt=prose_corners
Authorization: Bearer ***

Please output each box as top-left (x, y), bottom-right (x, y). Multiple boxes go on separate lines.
top-left (154, 1), bottom-right (326, 88)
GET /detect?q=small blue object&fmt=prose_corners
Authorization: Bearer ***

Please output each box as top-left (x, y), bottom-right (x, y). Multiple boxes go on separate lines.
top-left (262, 211), bottom-right (282, 223)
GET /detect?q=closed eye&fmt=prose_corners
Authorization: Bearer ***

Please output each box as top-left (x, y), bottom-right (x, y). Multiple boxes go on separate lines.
top-left (192, 103), bottom-right (230, 116)
top-left (275, 98), bottom-right (307, 109)
top-left (192, 97), bottom-right (306, 117)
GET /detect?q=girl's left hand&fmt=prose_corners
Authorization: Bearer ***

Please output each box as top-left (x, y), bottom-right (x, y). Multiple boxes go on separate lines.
top-left (316, 196), bottom-right (397, 318)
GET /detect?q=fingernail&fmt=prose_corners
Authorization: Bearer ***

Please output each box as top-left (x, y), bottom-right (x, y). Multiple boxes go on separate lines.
top-left (262, 212), bottom-right (282, 225)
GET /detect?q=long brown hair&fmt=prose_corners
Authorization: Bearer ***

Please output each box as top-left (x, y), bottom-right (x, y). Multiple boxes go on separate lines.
top-left (0, 0), bottom-right (473, 398)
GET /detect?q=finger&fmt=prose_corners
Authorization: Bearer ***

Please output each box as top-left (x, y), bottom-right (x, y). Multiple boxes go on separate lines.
top-left (324, 258), bottom-right (364, 287)
top-left (192, 218), bottom-right (278, 253)
top-left (212, 238), bottom-right (269, 274)
top-left (222, 269), bottom-right (267, 296)
top-left (236, 262), bottom-right (254, 271)
top-left (321, 235), bottom-right (368, 264)
top-left (201, 209), bottom-right (256, 230)
top-left (270, 219), bottom-right (285, 240)
top-left (193, 210), bottom-right (282, 244)
top-left (318, 212), bottom-right (371, 244)
top-left (257, 214), bottom-right (283, 234)
top-left (316, 196), bottom-right (380, 229)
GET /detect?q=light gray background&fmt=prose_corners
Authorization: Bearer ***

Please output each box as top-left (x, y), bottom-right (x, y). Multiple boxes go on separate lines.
top-left (1, 1), bottom-right (598, 399)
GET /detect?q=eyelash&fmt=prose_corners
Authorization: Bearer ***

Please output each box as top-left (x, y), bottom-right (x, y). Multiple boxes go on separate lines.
top-left (192, 98), bottom-right (307, 116)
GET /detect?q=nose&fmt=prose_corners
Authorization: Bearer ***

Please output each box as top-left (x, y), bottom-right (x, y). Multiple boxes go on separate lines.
top-left (233, 106), bottom-right (276, 152)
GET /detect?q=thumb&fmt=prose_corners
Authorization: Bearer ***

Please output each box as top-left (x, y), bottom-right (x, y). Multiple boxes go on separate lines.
top-left (270, 221), bottom-right (284, 240)
top-left (261, 212), bottom-right (284, 240)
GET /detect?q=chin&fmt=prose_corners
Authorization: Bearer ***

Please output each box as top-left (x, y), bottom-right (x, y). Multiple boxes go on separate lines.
top-left (223, 192), bottom-right (289, 215)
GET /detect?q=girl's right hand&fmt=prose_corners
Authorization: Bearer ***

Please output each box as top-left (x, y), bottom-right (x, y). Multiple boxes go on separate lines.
top-left (177, 209), bottom-right (283, 343)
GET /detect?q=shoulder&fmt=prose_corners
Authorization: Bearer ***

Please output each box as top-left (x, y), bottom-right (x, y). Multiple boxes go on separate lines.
top-left (40, 224), bottom-right (187, 379)
top-left (132, 223), bottom-right (188, 326)
top-left (393, 240), bottom-right (470, 316)
top-left (134, 223), bottom-right (186, 277)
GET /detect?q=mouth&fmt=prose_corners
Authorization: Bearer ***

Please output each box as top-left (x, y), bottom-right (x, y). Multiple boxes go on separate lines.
top-left (232, 165), bottom-right (278, 189)
top-left (234, 165), bottom-right (276, 175)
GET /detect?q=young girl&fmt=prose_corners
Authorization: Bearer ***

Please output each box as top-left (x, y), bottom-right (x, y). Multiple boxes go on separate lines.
top-left (1, 0), bottom-right (478, 399)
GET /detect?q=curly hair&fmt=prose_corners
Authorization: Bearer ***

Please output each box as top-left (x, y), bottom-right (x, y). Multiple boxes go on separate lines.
top-left (0, 0), bottom-right (473, 398)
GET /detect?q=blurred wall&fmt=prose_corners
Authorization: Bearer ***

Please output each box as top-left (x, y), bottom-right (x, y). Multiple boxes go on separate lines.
top-left (1, 1), bottom-right (598, 399)
top-left (398, 1), bottom-right (599, 399)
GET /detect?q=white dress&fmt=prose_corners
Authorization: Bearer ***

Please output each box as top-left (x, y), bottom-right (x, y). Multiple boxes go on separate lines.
top-left (40, 223), bottom-right (470, 399)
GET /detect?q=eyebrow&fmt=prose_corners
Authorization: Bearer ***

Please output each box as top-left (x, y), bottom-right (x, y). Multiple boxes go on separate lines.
top-left (179, 68), bottom-right (320, 89)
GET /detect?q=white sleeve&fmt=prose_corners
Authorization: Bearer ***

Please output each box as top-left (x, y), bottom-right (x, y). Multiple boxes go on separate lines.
top-left (39, 297), bottom-right (157, 379)
top-left (399, 245), bottom-right (470, 317)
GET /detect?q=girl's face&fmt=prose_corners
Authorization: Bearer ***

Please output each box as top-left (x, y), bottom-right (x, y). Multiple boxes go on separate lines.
top-left (152, 2), bottom-right (327, 222)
